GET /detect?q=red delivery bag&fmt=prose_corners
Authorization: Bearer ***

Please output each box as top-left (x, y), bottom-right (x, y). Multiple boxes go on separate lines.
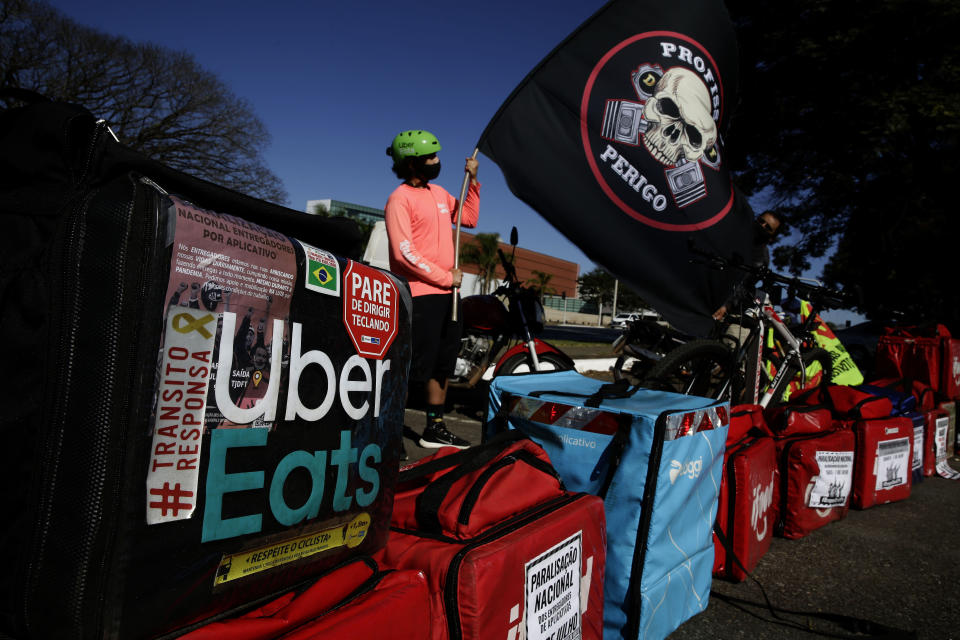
top-left (850, 417), bottom-right (913, 509)
top-left (942, 340), bottom-right (960, 399)
top-left (919, 410), bottom-right (939, 477)
top-left (764, 403), bottom-right (835, 437)
top-left (870, 378), bottom-right (936, 412)
top-left (775, 429), bottom-right (856, 539)
top-left (378, 433), bottom-right (606, 640)
top-left (713, 406), bottom-right (778, 582)
top-left (181, 556), bottom-right (432, 640)
top-left (820, 384), bottom-right (893, 420)
top-left (938, 400), bottom-right (958, 456)
top-left (875, 326), bottom-right (949, 392)
top-left (925, 408), bottom-right (960, 479)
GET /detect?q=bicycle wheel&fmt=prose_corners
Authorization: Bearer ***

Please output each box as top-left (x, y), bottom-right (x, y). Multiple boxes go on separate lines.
top-left (642, 339), bottom-right (740, 402)
top-left (765, 347), bottom-right (833, 407)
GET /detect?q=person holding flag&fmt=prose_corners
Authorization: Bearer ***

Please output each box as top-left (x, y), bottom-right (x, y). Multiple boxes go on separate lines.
top-left (384, 130), bottom-right (480, 450)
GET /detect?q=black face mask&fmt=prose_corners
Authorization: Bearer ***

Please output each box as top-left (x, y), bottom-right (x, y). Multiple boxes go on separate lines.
top-left (418, 160), bottom-right (441, 181)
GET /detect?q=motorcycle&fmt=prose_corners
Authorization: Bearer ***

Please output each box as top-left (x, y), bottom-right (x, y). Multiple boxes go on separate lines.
top-left (610, 315), bottom-right (692, 384)
top-left (451, 227), bottom-right (576, 386)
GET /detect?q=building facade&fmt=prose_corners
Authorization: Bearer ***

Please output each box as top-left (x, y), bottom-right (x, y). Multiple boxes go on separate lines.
top-left (305, 199), bottom-right (384, 228)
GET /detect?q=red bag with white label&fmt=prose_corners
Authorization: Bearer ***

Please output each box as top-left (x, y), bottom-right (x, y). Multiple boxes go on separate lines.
top-left (850, 417), bottom-right (913, 509)
top-left (713, 406), bottom-right (779, 581)
top-left (377, 433), bottom-right (606, 640)
top-left (942, 340), bottom-right (960, 400)
top-left (923, 408), bottom-right (951, 477)
top-left (776, 429), bottom-right (855, 539)
top-left (181, 557), bottom-right (432, 640)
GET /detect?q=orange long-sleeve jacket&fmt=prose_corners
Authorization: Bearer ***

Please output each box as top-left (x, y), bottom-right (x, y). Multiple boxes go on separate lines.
top-left (384, 181), bottom-right (480, 297)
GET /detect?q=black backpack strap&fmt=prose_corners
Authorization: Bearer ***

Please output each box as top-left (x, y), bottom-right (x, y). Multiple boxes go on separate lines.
top-left (852, 395), bottom-right (882, 417)
top-left (529, 378), bottom-right (639, 407)
top-left (482, 391), bottom-right (516, 442)
top-left (596, 412), bottom-right (634, 499)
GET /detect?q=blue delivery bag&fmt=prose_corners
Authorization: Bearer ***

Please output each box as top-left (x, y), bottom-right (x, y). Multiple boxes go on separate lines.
top-left (485, 371), bottom-right (729, 640)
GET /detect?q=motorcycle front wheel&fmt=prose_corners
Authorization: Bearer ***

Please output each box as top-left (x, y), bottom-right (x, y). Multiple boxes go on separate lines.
top-left (497, 351), bottom-right (574, 376)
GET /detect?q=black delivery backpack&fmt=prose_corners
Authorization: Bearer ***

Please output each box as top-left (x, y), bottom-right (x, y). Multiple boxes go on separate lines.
top-left (0, 98), bottom-right (412, 639)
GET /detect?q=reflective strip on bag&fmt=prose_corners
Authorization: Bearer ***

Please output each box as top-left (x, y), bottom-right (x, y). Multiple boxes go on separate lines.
top-left (506, 396), bottom-right (729, 440)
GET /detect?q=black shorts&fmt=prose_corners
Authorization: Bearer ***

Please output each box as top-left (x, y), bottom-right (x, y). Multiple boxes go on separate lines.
top-left (410, 293), bottom-right (463, 383)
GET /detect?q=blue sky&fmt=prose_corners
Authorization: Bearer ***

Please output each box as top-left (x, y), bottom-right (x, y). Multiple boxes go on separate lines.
top-left (47, 0), bottom-right (861, 325)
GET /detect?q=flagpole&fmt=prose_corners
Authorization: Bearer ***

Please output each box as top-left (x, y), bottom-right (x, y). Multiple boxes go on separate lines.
top-left (451, 148), bottom-right (479, 321)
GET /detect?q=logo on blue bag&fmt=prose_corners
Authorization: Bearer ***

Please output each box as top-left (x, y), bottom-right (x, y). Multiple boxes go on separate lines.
top-left (668, 457), bottom-right (702, 484)
top-left (561, 434), bottom-right (598, 449)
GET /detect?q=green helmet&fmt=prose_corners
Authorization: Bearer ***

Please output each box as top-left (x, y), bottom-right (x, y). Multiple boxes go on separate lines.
top-left (387, 130), bottom-right (441, 165)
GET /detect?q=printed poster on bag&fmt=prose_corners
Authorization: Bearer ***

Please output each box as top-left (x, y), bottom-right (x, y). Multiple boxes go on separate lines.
top-left (146, 197), bottom-right (299, 524)
top-left (913, 425), bottom-right (924, 472)
top-left (525, 531), bottom-right (583, 640)
top-left (809, 451), bottom-right (854, 508)
top-left (934, 416), bottom-right (960, 479)
top-left (875, 438), bottom-right (910, 491)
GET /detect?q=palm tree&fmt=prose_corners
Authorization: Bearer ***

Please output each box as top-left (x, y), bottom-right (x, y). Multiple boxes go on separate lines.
top-left (460, 233), bottom-right (501, 294)
top-left (526, 270), bottom-right (555, 304)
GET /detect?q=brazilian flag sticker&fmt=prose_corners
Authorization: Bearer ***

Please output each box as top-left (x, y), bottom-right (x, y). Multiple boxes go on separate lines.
top-left (300, 241), bottom-right (340, 297)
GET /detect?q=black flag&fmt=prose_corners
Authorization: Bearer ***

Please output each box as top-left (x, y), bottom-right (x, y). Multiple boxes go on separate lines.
top-left (479, 0), bottom-right (752, 335)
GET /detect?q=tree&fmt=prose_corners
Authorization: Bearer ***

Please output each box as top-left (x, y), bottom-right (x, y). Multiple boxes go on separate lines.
top-left (578, 268), bottom-right (615, 313)
top-left (460, 233), bottom-right (501, 294)
top-left (579, 268), bottom-right (653, 316)
top-left (526, 270), bottom-right (555, 304)
top-left (0, 0), bottom-right (288, 203)
top-left (726, 0), bottom-right (960, 330)
top-left (616, 283), bottom-right (652, 314)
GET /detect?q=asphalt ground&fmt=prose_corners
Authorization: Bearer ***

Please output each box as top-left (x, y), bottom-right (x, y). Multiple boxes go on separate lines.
top-left (401, 381), bottom-right (960, 640)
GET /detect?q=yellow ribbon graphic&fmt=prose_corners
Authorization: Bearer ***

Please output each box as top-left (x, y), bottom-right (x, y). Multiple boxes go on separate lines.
top-left (172, 312), bottom-right (215, 339)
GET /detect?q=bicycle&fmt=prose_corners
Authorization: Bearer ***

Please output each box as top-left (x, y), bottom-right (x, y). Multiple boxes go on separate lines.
top-left (637, 248), bottom-right (855, 408)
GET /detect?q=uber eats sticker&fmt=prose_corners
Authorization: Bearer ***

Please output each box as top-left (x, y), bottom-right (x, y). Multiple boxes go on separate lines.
top-left (301, 241), bottom-right (340, 296)
top-left (526, 531), bottom-right (582, 640)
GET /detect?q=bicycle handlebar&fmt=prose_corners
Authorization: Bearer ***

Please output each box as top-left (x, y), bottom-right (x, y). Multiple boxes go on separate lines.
top-left (689, 243), bottom-right (856, 310)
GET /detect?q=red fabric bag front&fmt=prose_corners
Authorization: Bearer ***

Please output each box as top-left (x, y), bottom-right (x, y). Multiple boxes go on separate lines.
top-left (850, 417), bottom-right (913, 509)
top-left (924, 408), bottom-right (951, 477)
top-left (876, 326), bottom-right (948, 392)
top-left (378, 433), bottom-right (606, 640)
top-left (821, 384), bottom-right (893, 420)
top-left (713, 430), bottom-right (779, 581)
top-left (765, 404), bottom-right (835, 437)
top-left (775, 429), bottom-right (855, 539)
top-left (942, 341), bottom-right (960, 400)
top-left (180, 557), bottom-right (432, 640)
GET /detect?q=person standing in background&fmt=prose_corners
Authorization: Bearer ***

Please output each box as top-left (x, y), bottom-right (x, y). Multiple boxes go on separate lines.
top-left (384, 130), bottom-right (479, 450)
